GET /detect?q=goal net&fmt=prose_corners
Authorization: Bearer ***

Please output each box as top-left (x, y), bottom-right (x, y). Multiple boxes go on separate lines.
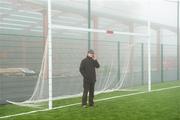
top-left (0, 0), bottom-right (151, 114)
top-left (6, 25), bottom-right (149, 109)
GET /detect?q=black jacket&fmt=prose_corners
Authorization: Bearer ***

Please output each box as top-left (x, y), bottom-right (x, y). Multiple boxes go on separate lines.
top-left (80, 56), bottom-right (100, 82)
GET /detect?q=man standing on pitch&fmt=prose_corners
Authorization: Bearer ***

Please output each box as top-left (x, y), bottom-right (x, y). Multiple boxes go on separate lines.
top-left (80, 49), bottom-right (100, 107)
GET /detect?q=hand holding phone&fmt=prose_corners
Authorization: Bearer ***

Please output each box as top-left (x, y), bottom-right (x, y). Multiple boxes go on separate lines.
top-left (92, 54), bottom-right (97, 60)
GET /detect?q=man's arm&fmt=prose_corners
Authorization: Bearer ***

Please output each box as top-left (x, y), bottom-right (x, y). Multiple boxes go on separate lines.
top-left (93, 60), bottom-right (100, 68)
top-left (92, 54), bottom-right (100, 68)
top-left (79, 60), bottom-right (88, 79)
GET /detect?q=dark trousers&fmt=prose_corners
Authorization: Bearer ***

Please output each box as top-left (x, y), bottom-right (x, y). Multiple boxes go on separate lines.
top-left (82, 80), bottom-right (95, 106)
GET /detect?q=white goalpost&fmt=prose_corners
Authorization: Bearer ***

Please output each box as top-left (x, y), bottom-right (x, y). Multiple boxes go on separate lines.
top-left (48, 0), bottom-right (53, 110)
top-left (42, 0), bottom-right (152, 110)
top-left (45, 2), bottom-right (152, 109)
top-left (147, 0), bottom-right (152, 92)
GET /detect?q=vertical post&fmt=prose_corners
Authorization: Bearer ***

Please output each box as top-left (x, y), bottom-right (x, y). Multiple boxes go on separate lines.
top-left (48, 0), bottom-right (53, 109)
top-left (141, 43), bottom-right (144, 85)
top-left (0, 75), bottom-right (3, 103)
top-left (161, 44), bottom-right (164, 83)
top-left (177, 1), bottom-right (179, 80)
top-left (0, 55), bottom-right (3, 103)
top-left (157, 29), bottom-right (161, 71)
top-left (117, 41), bottom-right (120, 81)
top-left (147, 0), bottom-right (151, 92)
top-left (88, 0), bottom-right (91, 50)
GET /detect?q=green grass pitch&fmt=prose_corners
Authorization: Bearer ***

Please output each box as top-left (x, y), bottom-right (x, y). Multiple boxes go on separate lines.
top-left (0, 81), bottom-right (180, 120)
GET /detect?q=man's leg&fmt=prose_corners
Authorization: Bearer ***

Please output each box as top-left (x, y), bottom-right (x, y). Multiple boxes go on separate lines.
top-left (82, 80), bottom-right (89, 106)
top-left (89, 81), bottom-right (95, 106)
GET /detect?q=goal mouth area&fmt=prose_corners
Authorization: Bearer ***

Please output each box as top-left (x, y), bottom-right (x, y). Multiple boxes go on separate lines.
top-left (5, 87), bottom-right (141, 108)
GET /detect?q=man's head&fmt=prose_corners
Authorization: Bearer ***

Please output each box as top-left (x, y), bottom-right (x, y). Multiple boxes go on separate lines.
top-left (87, 49), bottom-right (94, 58)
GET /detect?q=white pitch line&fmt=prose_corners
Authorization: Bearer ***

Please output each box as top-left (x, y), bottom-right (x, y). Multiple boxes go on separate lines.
top-left (96, 85), bottom-right (180, 102)
top-left (0, 85), bottom-right (180, 119)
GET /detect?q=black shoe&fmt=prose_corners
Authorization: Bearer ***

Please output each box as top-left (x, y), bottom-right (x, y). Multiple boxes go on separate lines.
top-left (89, 104), bottom-right (94, 107)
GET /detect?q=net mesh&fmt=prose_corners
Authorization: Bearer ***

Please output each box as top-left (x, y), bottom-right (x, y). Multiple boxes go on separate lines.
top-left (5, 26), bottom-right (149, 108)
top-left (0, 0), bottom-right (151, 109)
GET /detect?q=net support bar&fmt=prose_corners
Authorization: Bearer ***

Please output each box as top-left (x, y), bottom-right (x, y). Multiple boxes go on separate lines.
top-left (48, 0), bottom-right (53, 109)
